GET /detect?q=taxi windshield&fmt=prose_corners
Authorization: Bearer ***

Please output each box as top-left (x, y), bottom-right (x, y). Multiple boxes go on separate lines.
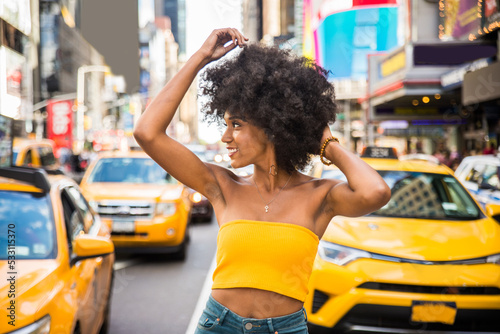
top-left (321, 170), bottom-right (481, 220)
top-left (0, 190), bottom-right (57, 260)
top-left (87, 157), bottom-right (175, 184)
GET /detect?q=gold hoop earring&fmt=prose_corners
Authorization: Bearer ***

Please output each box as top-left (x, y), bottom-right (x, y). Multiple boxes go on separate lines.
top-left (269, 165), bottom-right (277, 176)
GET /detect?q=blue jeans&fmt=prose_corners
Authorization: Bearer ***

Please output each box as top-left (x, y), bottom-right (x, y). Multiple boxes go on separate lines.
top-left (194, 295), bottom-right (309, 333)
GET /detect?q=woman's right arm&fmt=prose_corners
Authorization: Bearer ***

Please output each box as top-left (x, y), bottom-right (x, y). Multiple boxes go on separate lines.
top-left (133, 28), bottom-right (247, 202)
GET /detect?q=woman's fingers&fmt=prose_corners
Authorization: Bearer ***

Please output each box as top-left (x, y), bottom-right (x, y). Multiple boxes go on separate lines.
top-left (200, 28), bottom-right (248, 62)
top-left (224, 28), bottom-right (248, 47)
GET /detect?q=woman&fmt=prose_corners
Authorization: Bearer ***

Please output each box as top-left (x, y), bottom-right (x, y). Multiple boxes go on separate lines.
top-left (134, 28), bottom-right (390, 333)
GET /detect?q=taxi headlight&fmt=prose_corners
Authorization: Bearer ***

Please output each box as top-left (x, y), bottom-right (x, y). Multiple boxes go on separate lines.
top-left (156, 202), bottom-right (176, 216)
top-left (487, 254), bottom-right (500, 265)
top-left (10, 315), bottom-right (50, 334)
top-left (318, 240), bottom-right (371, 266)
top-left (190, 192), bottom-right (203, 203)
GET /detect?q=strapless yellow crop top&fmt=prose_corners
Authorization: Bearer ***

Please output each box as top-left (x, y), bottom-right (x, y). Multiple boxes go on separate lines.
top-left (212, 220), bottom-right (319, 302)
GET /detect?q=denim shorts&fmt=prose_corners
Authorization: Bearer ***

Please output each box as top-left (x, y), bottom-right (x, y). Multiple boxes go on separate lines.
top-left (194, 295), bottom-right (308, 334)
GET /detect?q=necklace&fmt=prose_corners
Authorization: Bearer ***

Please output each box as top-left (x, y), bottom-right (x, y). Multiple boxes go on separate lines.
top-left (253, 174), bottom-right (292, 213)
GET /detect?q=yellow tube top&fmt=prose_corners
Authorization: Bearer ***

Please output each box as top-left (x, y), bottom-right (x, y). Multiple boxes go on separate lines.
top-left (212, 220), bottom-right (320, 302)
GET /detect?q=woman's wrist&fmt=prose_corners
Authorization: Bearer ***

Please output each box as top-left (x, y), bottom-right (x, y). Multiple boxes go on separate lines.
top-left (320, 137), bottom-right (340, 166)
top-left (191, 50), bottom-right (212, 69)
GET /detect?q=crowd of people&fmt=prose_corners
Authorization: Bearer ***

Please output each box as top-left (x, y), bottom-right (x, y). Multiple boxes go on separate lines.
top-left (432, 141), bottom-right (498, 171)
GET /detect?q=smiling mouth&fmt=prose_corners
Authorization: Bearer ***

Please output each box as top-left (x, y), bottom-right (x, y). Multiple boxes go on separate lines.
top-left (227, 148), bottom-right (238, 157)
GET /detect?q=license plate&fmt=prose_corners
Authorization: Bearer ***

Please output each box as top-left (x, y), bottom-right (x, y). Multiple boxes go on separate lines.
top-left (112, 221), bottom-right (135, 233)
top-left (411, 301), bottom-right (457, 325)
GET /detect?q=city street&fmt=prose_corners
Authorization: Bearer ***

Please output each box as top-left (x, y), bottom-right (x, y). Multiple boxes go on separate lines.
top-left (109, 219), bottom-right (219, 334)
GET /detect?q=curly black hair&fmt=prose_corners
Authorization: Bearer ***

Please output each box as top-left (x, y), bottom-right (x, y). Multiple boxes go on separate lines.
top-left (200, 43), bottom-right (338, 173)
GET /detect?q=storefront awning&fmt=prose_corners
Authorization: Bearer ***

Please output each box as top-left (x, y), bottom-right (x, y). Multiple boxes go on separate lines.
top-left (462, 61), bottom-right (500, 105)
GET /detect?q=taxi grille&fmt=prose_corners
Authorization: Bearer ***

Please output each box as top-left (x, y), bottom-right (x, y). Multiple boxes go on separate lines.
top-left (334, 304), bottom-right (500, 332)
top-left (312, 290), bottom-right (329, 313)
top-left (95, 201), bottom-right (155, 220)
top-left (359, 282), bottom-right (500, 295)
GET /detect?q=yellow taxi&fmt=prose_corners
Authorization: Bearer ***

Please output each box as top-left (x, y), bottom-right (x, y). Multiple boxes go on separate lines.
top-left (306, 147), bottom-right (500, 333)
top-left (12, 138), bottom-right (60, 171)
top-left (79, 151), bottom-right (192, 260)
top-left (0, 166), bottom-right (115, 334)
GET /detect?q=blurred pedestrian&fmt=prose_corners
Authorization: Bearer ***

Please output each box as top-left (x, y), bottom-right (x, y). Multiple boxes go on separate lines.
top-left (134, 28), bottom-right (390, 333)
top-left (483, 142), bottom-right (496, 155)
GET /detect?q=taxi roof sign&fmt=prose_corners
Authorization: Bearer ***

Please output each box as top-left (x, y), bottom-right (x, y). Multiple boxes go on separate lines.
top-left (361, 146), bottom-right (398, 159)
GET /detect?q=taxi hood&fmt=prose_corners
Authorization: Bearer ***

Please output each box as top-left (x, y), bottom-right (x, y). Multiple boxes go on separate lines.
top-left (81, 183), bottom-right (184, 201)
top-left (0, 260), bottom-right (59, 328)
top-left (323, 216), bottom-right (500, 261)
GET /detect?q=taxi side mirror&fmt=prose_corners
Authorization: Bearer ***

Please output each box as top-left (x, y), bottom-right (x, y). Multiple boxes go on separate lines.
top-left (70, 235), bottom-right (114, 266)
top-left (485, 203), bottom-right (500, 218)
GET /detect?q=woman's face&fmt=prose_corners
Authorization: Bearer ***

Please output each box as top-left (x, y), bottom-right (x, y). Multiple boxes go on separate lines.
top-left (221, 113), bottom-right (270, 168)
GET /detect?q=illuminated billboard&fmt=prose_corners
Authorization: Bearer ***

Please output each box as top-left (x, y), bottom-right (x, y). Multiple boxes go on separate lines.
top-left (303, 0), bottom-right (401, 79)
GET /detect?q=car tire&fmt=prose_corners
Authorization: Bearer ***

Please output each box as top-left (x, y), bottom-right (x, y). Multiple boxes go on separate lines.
top-left (173, 227), bottom-right (189, 261)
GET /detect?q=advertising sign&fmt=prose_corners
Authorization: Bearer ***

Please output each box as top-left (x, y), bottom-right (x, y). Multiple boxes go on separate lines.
top-left (439, 0), bottom-right (481, 40)
top-left (316, 6), bottom-right (399, 79)
top-left (0, 0), bottom-right (31, 35)
top-left (47, 100), bottom-right (73, 150)
top-left (482, 0), bottom-right (500, 34)
top-left (0, 46), bottom-right (25, 120)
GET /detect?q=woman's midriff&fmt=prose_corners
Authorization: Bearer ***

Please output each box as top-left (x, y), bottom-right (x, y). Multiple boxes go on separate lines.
top-left (211, 288), bottom-right (303, 319)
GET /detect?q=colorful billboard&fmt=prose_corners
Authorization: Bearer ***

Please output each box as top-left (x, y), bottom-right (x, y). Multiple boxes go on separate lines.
top-left (47, 100), bottom-right (73, 151)
top-left (303, 0), bottom-right (400, 80)
top-left (438, 0), bottom-right (481, 40)
top-left (0, 46), bottom-right (25, 119)
top-left (482, 0), bottom-right (500, 34)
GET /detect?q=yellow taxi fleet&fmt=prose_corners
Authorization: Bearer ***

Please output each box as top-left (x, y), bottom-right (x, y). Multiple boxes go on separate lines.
top-left (306, 148), bottom-right (500, 333)
top-left (0, 166), bottom-right (115, 334)
top-left (79, 151), bottom-right (192, 259)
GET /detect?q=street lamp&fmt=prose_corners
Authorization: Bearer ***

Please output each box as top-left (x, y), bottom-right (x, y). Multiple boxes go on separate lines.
top-left (76, 65), bottom-right (110, 153)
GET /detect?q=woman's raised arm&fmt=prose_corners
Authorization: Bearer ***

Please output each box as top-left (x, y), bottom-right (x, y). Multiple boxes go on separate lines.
top-left (320, 127), bottom-right (391, 218)
top-left (133, 28), bottom-right (247, 201)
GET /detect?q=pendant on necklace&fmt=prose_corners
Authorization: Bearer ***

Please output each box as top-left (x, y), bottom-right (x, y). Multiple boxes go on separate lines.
top-left (265, 205), bottom-right (269, 213)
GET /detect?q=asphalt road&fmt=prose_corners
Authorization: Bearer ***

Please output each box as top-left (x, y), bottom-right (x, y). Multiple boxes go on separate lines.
top-left (108, 217), bottom-right (219, 334)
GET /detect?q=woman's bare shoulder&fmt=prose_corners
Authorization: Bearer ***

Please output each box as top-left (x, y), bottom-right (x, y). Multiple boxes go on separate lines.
top-left (206, 163), bottom-right (251, 184)
top-left (297, 172), bottom-right (344, 189)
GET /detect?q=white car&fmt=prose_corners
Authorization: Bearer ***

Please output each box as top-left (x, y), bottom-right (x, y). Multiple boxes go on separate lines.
top-left (454, 155), bottom-right (500, 209)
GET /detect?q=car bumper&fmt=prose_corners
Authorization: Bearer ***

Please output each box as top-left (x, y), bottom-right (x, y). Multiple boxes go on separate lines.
top-left (103, 213), bottom-right (188, 249)
top-left (305, 258), bottom-right (500, 333)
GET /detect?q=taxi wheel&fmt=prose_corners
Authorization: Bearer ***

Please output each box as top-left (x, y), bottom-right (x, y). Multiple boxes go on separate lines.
top-left (173, 228), bottom-right (189, 261)
top-left (173, 238), bottom-right (187, 261)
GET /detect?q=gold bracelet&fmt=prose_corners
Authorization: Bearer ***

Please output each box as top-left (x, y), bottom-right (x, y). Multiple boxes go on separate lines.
top-left (320, 137), bottom-right (339, 166)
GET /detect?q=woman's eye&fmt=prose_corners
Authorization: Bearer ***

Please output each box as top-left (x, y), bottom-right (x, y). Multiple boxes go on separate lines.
top-left (232, 122), bottom-right (241, 128)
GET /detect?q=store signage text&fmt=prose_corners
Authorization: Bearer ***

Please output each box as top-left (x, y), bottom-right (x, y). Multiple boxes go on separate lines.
top-left (380, 51), bottom-right (406, 78)
top-left (441, 58), bottom-right (491, 89)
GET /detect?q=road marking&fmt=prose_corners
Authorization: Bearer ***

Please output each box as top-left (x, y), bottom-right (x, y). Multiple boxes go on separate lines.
top-left (113, 259), bottom-right (138, 271)
top-left (185, 255), bottom-right (217, 334)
